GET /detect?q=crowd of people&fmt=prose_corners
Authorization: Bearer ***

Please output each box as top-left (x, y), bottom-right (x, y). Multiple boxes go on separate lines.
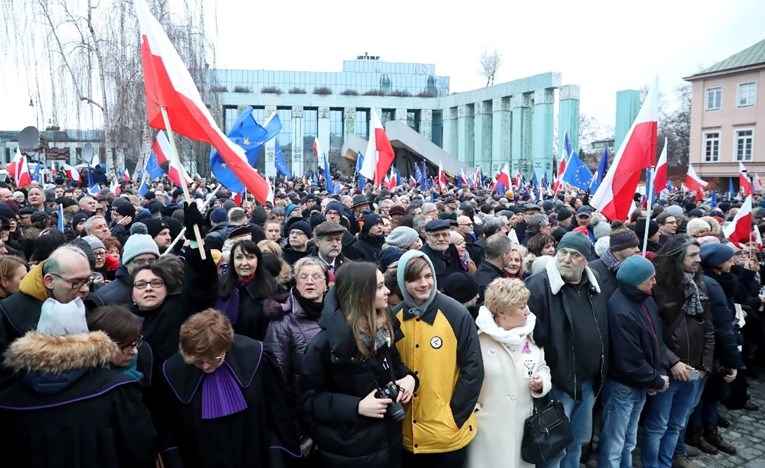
top-left (0, 173), bottom-right (761, 468)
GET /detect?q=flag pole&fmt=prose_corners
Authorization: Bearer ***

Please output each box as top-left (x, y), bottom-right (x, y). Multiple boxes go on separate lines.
top-left (161, 184), bottom-right (221, 257)
top-left (159, 106), bottom-right (206, 260)
top-left (642, 166), bottom-right (655, 256)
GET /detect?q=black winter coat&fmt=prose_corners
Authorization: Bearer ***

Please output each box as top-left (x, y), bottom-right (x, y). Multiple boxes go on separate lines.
top-left (702, 274), bottom-right (745, 370)
top-left (354, 232), bottom-right (384, 263)
top-left (419, 243), bottom-right (463, 290)
top-left (91, 265), bottom-right (133, 306)
top-left (473, 260), bottom-right (504, 304)
top-left (160, 335), bottom-right (300, 468)
top-left (263, 291), bottom-right (323, 442)
top-left (301, 289), bottom-right (417, 468)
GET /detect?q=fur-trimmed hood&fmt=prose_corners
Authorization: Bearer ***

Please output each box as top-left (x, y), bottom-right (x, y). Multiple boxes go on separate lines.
top-left (4, 331), bottom-right (117, 374)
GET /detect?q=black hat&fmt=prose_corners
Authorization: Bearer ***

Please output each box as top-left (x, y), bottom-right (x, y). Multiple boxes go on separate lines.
top-left (523, 203), bottom-right (541, 212)
top-left (352, 194), bottom-right (369, 207)
top-left (0, 204), bottom-right (16, 220)
top-left (143, 218), bottom-right (169, 238)
top-left (116, 203), bottom-right (136, 218)
top-left (147, 200), bottom-right (163, 214)
top-left (557, 208), bottom-right (573, 222)
top-left (576, 206), bottom-right (592, 217)
top-left (19, 206), bottom-right (36, 215)
top-left (442, 272), bottom-right (479, 304)
top-left (288, 220), bottom-right (313, 238)
top-left (424, 219), bottom-right (450, 232)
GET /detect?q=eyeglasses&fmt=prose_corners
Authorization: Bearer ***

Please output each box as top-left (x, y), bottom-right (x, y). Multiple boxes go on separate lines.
top-left (192, 353), bottom-right (226, 367)
top-left (93, 250), bottom-right (107, 257)
top-left (297, 273), bottom-right (325, 282)
top-left (458, 223), bottom-right (473, 227)
top-left (51, 273), bottom-right (94, 289)
top-left (119, 335), bottom-right (143, 354)
top-left (130, 258), bottom-right (155, 268)
top-left (133, 279), bottom-right (165, 289)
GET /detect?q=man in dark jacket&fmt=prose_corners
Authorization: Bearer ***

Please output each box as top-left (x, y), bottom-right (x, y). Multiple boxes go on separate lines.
top-left (598, 255), bottom-right (670, 467)
top-left (473, 233), bottom-right (512, 305)
top-left (419, 219), bottom-right (462, 289)
top-left (588, 228), bottom-right (641, 299)
top-left (526, 232), bottom-right (609, 468)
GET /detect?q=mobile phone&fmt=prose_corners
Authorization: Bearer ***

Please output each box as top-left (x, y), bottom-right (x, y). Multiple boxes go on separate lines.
top-left (688, 369), bottom-right (700, 381)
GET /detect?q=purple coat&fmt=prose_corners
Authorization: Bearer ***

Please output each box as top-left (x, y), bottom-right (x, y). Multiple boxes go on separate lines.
top-left (263, 291), bottom-right (322, 442)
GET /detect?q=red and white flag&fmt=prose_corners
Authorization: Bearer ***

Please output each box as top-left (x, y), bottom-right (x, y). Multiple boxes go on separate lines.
top-left (152, 131), bottom-right (192, 187)
top-left (739, 162), bottom-right (752, 196)
top-left (62, 162), bottom-right (81, 183)
top-left (496, 162), bottom-right (511, 189)
top-left (110, 177), bottom-right (121, 196)
top-left (724, 195), bottom-right (753, 248)
top-left (591, 80), bottom-right (658, 220)
top-left (359, 109), bottom-right (395, 185)
top-left (685, 162), bottom-right (708, 201)
top-left (437, 160), bottom-right (447, 191)
top-left (753, 173), bottom-right (763, 193)
top-left (8, 148), bottom-right (32, 188)
top-left (135, 0), bottom-right (270, 203)
top-left (553, 157), bottom-right (567, 194)
top-left (653, 138), bottom-right (668, 195)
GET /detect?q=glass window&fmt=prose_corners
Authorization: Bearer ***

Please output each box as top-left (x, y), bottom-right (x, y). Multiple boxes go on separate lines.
top-left (329, 109), bottom-right (343, 159)
top-left (738, 82), bottom-right (756, 107)
top-left (276, 108), bottom-right (292, 148)
top-left (735, 129), bottom-right (754, 162)
top-left (705, 87), bottom-right (721, 111)
top-left (355, 109), bottom-right (369, 138)
top-left (704, 132), bottom-right (719, 162)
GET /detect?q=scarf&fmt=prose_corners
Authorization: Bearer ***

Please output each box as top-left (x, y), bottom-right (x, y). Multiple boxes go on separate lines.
top-left (215, 278), bottom-right (252, 325)
top-left (201, 363), bottom-right (248, 419)
top-left (475, 305), bottom-right (537, 351)
top-left (109, 355), bottom-right (144, 382)
top-left (360, 326), bottom-right (392, 351)
top-left (600, 248), bottom-right (621, 273)
top-left (681, 272), bottom-right (703, 316)
top-left (294, 288), bottom-right (324, 319)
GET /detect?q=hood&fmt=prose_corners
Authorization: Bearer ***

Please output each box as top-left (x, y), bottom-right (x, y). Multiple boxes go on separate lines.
top-left (276, 258), bottom-right (292, 285)
top-left (396, 250), bottom-right (437, 316)
top-left (4, 330), bottom-right (117, 374)
top-left (263, 292), bottom-right (293, 320)
top-left (19, 261), bottom-right (49, 302)
top-left (476, 306), bottom-right (537, 349)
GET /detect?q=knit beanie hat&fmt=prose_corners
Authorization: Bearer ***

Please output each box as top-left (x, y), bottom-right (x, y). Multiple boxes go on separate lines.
top-left (610, 228), bottom-right (640, 252)
top-left (557, 232), bottom-right (591, 258)
top-left (635, 218), bottom-right (660, 241)
top-left (122, 222), bottom-right (160, 265)
top-left (442, 272), bottom-right (479, 304)
top-left (616, 255), bottom-right (656, 287)
top-left (361, 213), bottom-right (383, 235)
top-left (325, 200), bottom-right (346, 215)
top-left (665, 205), bottom-right (684, 218)
top-left (593, 220), bottom-right (612, 240)
top-left (210, 207), bottom-right (228, 224)
top-left (285, 204), bottom-right (300, 218)
top-left (385, 226), bottom-right (419, 250)
top-left (700, 243), bottom-right (735, 268)
top-left (143, 218), bottom-right (169, 238)
top-left (82, 235), bottom-right (105, 252)
top-left (557, 208), bottom-right (573, 222)
top-left (288, 220), bottom-right (312, 238)
top-left (116, 203), bottom-right (136, 218)
top-left (379, 247), bottom-right (403, 272)
top-left (71, 212), bottom-right (89, 229)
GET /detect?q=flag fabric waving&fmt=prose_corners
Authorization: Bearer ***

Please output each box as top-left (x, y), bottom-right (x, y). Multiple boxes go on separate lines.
top-left (591, 80), bottom-right (658, 220)
top-left (739, 162), bottom-right (752, 196)
top-left (437, 160), bottom-right (447, 191)
top-left (593, 148), bottom-right (609, 193)
top-left (685, 162), bottom-right (708, 201)
top-left (359, 109), bottom-right (395, 185)
top-left (355, 153), bottom-right (365, 190)
top-left (496, 163), bottom-right (511, 190)
top-left (275, 140), bottom-right (292, 178)
top-left (314, 138), bottom-right (334, 194)
top-left (57, 202), bottom-right (65, 232)
top-left (9, 148), bottom-right (32, 187)
top-left (724, 195), bottom-right (753, 247)
top-left (134, 0), bottom-right (270, 203)
top-left (561, 152), bottom-right (595, 191)
top-left (63, 163), bottom-right (81, 183)
top-left (152, 131), bottom-right (192, 187)
top-left (653, 138), bottom-right (668, 195)
top-left (754, 173), bottom-right (763, 194)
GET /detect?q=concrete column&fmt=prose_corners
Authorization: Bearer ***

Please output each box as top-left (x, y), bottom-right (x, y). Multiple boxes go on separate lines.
top-left (457, 104), bottom-right (474, 166)
top-left (263, 105), bottom-right (277, 179)
top-left (291, 106), bottom-right (304, 177)
top-left (343, 107), bottom-right (356, 137)
top-left (442, 107), bottom-right (458, 156)
top-left (318, 106), bottom-right (330, 170)
top-left (473, 101), bottom-right (492, 175)
top-left (615, 90), bottom-right (641, 153)
top-left (558, 85), bottom-right (580, 164)
top-left (532, 88), bottom-right (554, 181)
top-left (510, 94), bottom-right (531, 177)
top-left (395, 108), bottom-right (408, 121)
top-left (420, 109), bottom-right (433, 141)
top-left (491, 97), bottom-right (511, 176)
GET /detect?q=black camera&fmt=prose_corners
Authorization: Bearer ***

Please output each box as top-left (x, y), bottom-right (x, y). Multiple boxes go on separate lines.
top-left (375, 383), bottom-right (407, 422)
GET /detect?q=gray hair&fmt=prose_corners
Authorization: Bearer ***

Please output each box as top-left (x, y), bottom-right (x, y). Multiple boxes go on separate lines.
top-left (43, 245), bottom-right (88, 275)
top-left (484, 233), bottom-right (512, 261)
top-left (413, 214), bottom-right (430, 234)
top-left (83, 215), bottom-right (107, 234)
top-left (482, 216), bottom-right (506, 237)
top-left (227, 207), bottom-right (247, 224)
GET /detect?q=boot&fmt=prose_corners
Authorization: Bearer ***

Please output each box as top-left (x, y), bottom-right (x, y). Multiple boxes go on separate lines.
top-left (717, 415), bottom-right (731, 428)
top-left (703, 424), bottom-right (737, 455)
top-left (685, 425), bottom-right (719, 455)
top-left (672, 452), bottom-right (699, 468)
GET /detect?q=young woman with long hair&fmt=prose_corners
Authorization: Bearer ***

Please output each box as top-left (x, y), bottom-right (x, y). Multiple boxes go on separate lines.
top-left (301, 261), bottom-right (417, 468)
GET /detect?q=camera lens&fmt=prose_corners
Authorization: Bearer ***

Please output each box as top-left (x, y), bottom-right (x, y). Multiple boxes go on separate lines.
top-left (387, 402), bottom-right (407, 422)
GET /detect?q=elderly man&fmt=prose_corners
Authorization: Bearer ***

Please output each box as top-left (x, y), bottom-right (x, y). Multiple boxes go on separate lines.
top-left (78, 195), bottom-right (98, 216)
top-left (420, 219), bottom-right (463, 288)
top-left (283, 220), bottom-right (313, 265)
top-left (324, 200), bottom-right (360, 260)
top-left (522, 213), bottom-right (552, 246)
top-left (0, 245), bottom-right (92, 358)
top-left (421, 202), bottom-right (439, 221)
top-left (526, 232), bottom-right (609, 468)
top-left (312, 221), bottom-right (349, 275)
top-left (83, 215), bottom-right (111, 241)
top-left (472, 233), bottom-right (512, 304)
top-left (27, 187), bottom-right (47, 212)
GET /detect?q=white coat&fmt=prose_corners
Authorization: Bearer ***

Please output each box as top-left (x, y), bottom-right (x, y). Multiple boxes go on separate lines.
top-left (467, 306), bottom-right (552, 468)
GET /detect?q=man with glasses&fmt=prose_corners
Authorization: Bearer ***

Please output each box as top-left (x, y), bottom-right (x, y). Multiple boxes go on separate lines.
top-left (0, 245), bottom-right (93, 359)
top-left (656, 212), bottom-right (678, 246)
top-left (420, 219), bottom-right (463, 288)
top-left (457, 215), bottom-right (482, 265)
top-left (92, 222), bottom-right (160, 306)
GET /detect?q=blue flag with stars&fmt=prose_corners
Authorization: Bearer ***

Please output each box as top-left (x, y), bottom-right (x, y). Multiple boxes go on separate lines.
top-left (355, 153), bottom-right (365, 190)
top-left (275, 140), bottom-right (292, 178)
top-left (561, 152), bottom-right (594, 191)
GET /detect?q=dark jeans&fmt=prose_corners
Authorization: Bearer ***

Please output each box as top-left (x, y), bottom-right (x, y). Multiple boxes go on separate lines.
top-left (402, 445), bottom-right (468, 468)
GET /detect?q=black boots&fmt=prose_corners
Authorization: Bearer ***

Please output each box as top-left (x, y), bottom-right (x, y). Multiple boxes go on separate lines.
top-left (685, 425), bottom-right (719, 455)
top-left (703, 424), bottom-right (737, 455)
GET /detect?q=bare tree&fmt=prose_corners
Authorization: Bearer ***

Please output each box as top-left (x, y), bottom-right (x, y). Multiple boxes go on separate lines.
top-left (659, 84), bottom-right (691, 171)
top-left (479, 48), bottom-right (502, 87)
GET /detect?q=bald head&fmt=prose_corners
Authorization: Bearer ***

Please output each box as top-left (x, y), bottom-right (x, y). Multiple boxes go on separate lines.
top-left (43, 245), bottom-right (92, 302)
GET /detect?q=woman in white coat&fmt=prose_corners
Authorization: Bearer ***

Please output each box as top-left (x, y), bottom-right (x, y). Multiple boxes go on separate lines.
top-left (468, 278), bottom-right (552, 468)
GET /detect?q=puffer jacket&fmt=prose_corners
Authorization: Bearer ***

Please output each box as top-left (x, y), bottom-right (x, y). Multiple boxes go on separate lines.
top-left (263, 291), bottom-right (322, 442)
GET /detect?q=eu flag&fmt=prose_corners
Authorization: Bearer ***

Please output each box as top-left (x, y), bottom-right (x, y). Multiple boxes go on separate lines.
top-left (320, 152), bottom-right (334, 194)
top-left (57, 203), bottom-right (65, 232)
top-left (561, 152), bottom-right (594, 191)
top-left (139, 177), bottom-right (149, 197)
top-left (275, 140), bottom-right (292, 178)
top-left (145, 151), bottom-right (163, 180)
top-left (355, 153), bottom-right (365, 190)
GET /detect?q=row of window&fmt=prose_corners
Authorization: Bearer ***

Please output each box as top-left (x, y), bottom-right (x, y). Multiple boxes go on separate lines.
top-left (705, 82), bottom-right (757, 110)
top-left (703, 129), bottom-right (754, 162)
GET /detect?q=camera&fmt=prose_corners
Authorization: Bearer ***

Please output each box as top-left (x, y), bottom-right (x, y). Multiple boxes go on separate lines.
top-left (375, 383), bottom-right (407, 422)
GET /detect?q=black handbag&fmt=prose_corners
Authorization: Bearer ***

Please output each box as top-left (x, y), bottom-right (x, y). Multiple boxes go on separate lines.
top-left (521, 398), bottom-right (573, 464)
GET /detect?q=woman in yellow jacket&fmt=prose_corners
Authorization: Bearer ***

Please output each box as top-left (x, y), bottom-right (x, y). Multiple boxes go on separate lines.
top-left (468, 278), bottom-right (551, 468)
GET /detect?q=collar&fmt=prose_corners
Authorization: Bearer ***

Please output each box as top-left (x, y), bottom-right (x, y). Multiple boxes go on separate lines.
top-left (545, 259), bottom-right (601, 295)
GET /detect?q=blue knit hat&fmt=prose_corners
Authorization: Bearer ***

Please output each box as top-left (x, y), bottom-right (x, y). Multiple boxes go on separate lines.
top-left (700, 243), bottom-right (735, 268)
top-left (210, 207), bottom-right (228, 224)
top-left (616, 255), bottom-right (655, 287)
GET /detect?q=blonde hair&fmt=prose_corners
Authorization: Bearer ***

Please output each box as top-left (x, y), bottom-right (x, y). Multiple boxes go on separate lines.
top-left (449, 230), bottom-right (465, 245)
top-left (484, 278), bottom-right (530, 316)
top-left (179, 309), bottom-right (234, 362)
top-left (257, 239), bottom-right (283, 258)
top-left (509, 244), bottom-right (528, 276)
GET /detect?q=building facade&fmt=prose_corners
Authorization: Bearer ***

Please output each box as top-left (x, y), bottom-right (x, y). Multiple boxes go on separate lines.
top-left (686, 38), bottom-right (765, 183)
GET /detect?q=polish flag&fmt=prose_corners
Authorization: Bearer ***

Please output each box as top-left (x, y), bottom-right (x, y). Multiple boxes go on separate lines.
top-left (724, 195), bottom-right (753, 248)
top-left (437, 160), bottom-right (447, 191)
top-left (496, 162), bottom-right (511, 189)
top-left (121, 168), bottom-right (131, 182)
top-left (591, 81), bottom-right (658, 221)
top-left (359, 109), bottom-right (395, 185)
top-left (739, 162), bottom-right (752, 196)
top-left (135, 0), bottom-right (270, 203)
top-left (653, 138), bottom-right (668, 195)
top-left (152, 131), bottom-right (192, 187)
top-left (553, 157), bottom-right (567, 194)
top-left (63, 163), bottom-right (81, 183)
top-left (685, 162), bottom-right (708, 201)
top-left (8, 148), bottom-right (32, 188)
top-left (512, 170), bottom-right (523, 189)
top-left (110, 177), bottom-right (121, 196)
top-left (753, 173), bottom-right (763, 193)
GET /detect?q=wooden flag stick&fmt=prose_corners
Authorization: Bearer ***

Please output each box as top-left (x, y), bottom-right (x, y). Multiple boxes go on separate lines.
top-left (159, 106), bottom-right (206, 260)
top-left (160, 184), bottom-right (221, 257)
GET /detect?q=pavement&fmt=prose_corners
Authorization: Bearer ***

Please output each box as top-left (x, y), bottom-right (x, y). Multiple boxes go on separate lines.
top-left (583, 370), bottom-right (765, 467)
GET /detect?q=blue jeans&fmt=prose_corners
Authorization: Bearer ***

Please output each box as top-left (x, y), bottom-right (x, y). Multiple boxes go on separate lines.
top-left (537, 380), bottom-right (595, 468)
top-left (596, 380), bottom-right (646, 468)
top-left (675, 375), bottom-right (706, 456)
top-left (640, 378), bottom-right (703, 468)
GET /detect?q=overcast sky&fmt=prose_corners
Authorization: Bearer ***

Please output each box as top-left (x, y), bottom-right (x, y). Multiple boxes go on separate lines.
top-left (1, 0), bottom-right (764, 132)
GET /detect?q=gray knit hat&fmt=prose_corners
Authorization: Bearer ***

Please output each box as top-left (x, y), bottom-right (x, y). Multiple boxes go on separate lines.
top-left (122, 222), bottom-right (160, 265)
top-left (385, 226), bottom-right (420, 250)
top-left (82, 235), bottom-right (105, 252)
